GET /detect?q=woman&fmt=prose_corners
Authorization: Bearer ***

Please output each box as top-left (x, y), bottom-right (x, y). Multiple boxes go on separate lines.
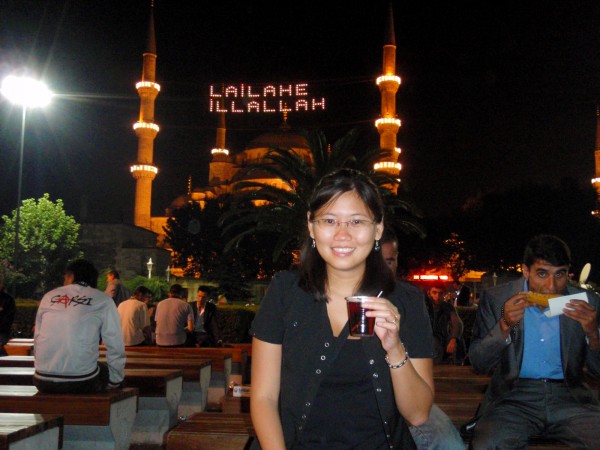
top-left (250, 168), bottom-right (435, 449)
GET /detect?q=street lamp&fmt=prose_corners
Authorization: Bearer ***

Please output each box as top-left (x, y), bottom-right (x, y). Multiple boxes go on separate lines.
top-left (165, 265), bottom-right (170, 282)
top-left (146, 258), bottom-right (153, 279)
top-left (1, 75), bottom-right (53, 271)
top-left (492, 272), bottom-right (498, 287)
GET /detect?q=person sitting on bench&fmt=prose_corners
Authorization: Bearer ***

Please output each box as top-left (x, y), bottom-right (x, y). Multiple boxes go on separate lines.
top-left (469, 235), bottom-right (600, 448)
top-left (33, 259), bottom-right (125, 393)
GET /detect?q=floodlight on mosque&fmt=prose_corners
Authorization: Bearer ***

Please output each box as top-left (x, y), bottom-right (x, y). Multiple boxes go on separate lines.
top-left (592, 177), bottom-right (600, 185)
top-left (211, 148), bottom-right (230, 155)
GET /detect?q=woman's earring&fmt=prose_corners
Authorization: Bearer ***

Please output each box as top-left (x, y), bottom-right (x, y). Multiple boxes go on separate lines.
top-left (312, 238), bottom-right (316, 249)
top-left (374, 240), bottom-right (380, 252)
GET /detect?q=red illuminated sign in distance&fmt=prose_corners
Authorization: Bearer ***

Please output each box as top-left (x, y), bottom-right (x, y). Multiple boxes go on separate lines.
top-left (412, 274), bottom-right (450, 281)
top-left (209, 83), bottom-right (326, 113)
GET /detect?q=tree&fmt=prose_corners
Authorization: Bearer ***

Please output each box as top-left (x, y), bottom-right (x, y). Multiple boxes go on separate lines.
top-left (0, 194), bottom-right (82, 296)
top-left (440, 232), bottom-right (470, 282)
top-left (164, 197), bottom-right (287, 300)
top-left (220, 129), bottom-right (424, 261)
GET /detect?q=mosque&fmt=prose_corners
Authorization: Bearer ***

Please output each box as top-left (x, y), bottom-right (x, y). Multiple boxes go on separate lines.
top-left (81, 1), bottom-right (403, 279)
top-left (131, 2), bottom-right (402, 237)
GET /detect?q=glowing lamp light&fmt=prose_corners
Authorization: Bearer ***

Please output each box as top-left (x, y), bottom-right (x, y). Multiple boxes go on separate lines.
top-left (373, 162), bottom-right (402, 171)
top-left (395, 147), bottom-right (402, 154)
top-left (133, 121), bottom-right (160, 132)
top-left (375, 118), bottom-right (401, 128)
top-left (592, 178), bottom-right (600, 184)
top-left (211, 148), bottom-right (230, 155)
top-left (130, 164), bottom-right (158, 174)
top-left (135, 81), bottom-right (161, 92)
top-left (1, 75), bottom-right (53, 276)
top-left (1, 75), bottom-right (53, 107)
top-left (376, 75), bottom-right (401, 85)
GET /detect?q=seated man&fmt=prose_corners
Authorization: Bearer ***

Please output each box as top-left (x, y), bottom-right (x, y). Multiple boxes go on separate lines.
top-left (118, 286), bottom-right (153, 346)
top-left (381, 229), bottom-right (465, 450)
top-left (192, 286), bottom-right (223, 347)
top-left (155, 283), bottom-right (194, 347)
top-left (469, 234), bottom-right (600, 448)
top-left (425, 284), bottom-right (465, 364)
top-left (33, 259), bottom-right (125, 393)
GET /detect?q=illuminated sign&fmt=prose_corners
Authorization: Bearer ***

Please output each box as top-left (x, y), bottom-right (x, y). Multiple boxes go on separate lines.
top-left (412, 274), bottom-right (450, 281)
top-left (209, 83), bottom-right (326, 113)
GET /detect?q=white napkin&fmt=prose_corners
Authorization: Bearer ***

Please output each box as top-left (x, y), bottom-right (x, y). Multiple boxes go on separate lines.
top-left (544, 292), bottom-right (589, 318)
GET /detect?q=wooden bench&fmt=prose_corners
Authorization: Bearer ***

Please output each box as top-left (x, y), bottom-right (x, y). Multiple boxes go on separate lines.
top-left (0, 367), bottom-right (184, 448)
top-left (164, 364), bottom-right (595, 449)
top-left (225, 343), bottom-right (252, 383)
top-left (166, 412), bottom-right (255, 450)
top-left (120, 357), bottom-right (212, 416)
top-left (0, 356), bottom-right (36, 368)
top-left (124, 345), bottom-right (249, 384)
top-left (0, 355), bottom-right (212, 416)
top-left (0, 385), bottom-right (138, 450)
top-left (107, 346), bottom-right (239, 409)
top-left (0, 413), bottom-right (63, 450)
top-left (3, 343), bottom-right (34, 356)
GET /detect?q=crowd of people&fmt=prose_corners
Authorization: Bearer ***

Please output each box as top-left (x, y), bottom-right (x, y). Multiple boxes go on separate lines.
top-left (1, 167), bottom-right (599, 448)
top-left (28, 263), bottom-right (224, 393)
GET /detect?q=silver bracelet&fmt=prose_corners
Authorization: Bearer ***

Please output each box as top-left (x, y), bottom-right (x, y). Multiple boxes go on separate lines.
top-left (385, 349), bottom-right (409, 369)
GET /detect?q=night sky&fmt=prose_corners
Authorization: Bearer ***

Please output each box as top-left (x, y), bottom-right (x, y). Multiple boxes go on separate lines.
top-left (1, 0), bottom-right (600, 223)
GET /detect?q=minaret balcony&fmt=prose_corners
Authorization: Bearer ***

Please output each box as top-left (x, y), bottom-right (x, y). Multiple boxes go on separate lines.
top-left (136, 81), bottom-right (161, 92)
top-left (376, 75), bottom-right (401, 86)
top-left (375, 118), bottom-right (401, 129)
top-left (133, 121), bottom-right (160, 136)
top-left (131, 164), bottom-right (158, 180)
top-left (374, 161), bottom-right (402, 172)
top-left (211, 148), bottom-right (230, 155)
top-left (592, 177), bottom-right (600, 186)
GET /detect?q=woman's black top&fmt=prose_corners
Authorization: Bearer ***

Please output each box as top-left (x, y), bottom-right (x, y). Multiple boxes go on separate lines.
top-left (250, 270), bottom-right (434, 449)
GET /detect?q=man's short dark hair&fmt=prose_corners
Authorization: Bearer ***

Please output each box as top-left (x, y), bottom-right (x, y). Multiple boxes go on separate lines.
top-left (133, 286), bottom-right (152, 299)
top-left (198, 285), bottom-right (211, 294)
top-left (430, 282), bottom-right (445, 291)
top-left (169, 283), bottom-right (184, 298)
top-left (107, 270), bottom-right (120, 279)
top-left (380, 227), bottom-right (398, 247)
top-left (523, 234), bottom-right (571, 268)
top-left (66, 259), bottom-right (99, 288)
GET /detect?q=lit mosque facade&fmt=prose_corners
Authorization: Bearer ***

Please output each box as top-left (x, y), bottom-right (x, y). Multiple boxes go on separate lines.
top-left (131, 2), bottom-right (403, 243)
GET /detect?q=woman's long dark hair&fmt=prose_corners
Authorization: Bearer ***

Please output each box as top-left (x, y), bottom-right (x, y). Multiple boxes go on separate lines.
top-left (299, 168), bottom-right (395, 302)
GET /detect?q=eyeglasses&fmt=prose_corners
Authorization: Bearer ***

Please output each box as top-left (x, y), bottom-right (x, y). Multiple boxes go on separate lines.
top-left (312, 218), bottom-right (376, 230)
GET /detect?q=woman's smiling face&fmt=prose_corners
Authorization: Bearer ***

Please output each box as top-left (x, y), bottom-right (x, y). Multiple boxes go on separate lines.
top-left (308, 191), bottom-right (383, 277)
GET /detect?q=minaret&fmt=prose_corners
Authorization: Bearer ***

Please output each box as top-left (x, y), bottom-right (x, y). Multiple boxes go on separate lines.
top-left (592, 106), bottom-right (600, 216)
top-left (209, 111), bottom-right (234, 186)
top-left (131, 1), bottom-right (160, 229)
top-left (374, 0), bottom-right (402, 179)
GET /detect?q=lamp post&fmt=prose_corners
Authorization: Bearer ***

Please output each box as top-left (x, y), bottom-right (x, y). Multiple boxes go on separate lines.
top-left (165, 265), bottom-right (170, 282)
top-left (1, 75), bottom-right (53, 272)
top-left (146, 258), bottom-right (153, 279)
top-left (492, 272), bottom-right (498, 287)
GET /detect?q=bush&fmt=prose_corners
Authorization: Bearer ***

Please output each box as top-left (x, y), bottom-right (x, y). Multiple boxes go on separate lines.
top-left (216, 305), bottom-right (256, 343)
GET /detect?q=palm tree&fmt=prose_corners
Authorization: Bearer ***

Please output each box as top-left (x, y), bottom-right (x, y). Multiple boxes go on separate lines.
top-left (220, 129), bottom-right (424, 262)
